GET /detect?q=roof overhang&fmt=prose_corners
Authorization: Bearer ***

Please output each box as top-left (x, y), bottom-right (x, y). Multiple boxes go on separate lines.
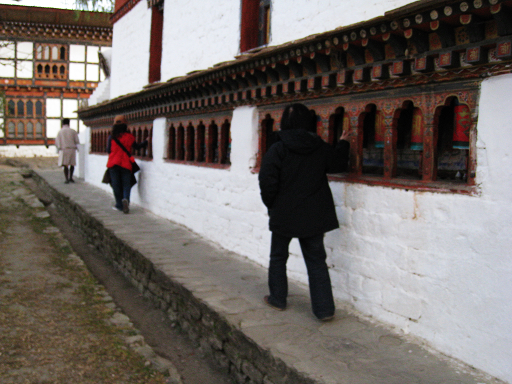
top-left (79, 0), bottom-right (512, 126)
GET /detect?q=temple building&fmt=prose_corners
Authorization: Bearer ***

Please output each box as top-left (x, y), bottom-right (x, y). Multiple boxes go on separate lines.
top-left (77, 0), bottom-right (510, 382)
top-left (0, 4), bottom-right (112, 155)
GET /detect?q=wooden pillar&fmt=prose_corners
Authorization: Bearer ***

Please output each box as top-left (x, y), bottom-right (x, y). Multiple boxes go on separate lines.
top-left (383, 114), bottom-right (396, 179)
top-left (420, 92), bottom-right (437, 182)
top-left (316, 108), bottom-right (331, 142)
top-left (422, 119), bottom-right (436, 181)
top-left (350, 112), bottom-right (362, 176)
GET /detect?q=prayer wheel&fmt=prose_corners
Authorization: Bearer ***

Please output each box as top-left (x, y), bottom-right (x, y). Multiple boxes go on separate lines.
top-left (410, 108), bottom-right (424, 150)
top-left (453, 104), bottom-right (470, 149)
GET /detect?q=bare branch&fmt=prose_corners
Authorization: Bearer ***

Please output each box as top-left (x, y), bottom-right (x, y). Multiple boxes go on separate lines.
top-left (74, 0), bottom-right (114, 13)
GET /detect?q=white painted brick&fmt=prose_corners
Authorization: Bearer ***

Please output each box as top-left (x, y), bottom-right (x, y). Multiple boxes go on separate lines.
top-left (329, 181), bottom-right (346, 206)
top-left (161, 1), bottom-right (239, 81)
top-left (360, 276), bottom-right (384, 305)
top-left (110, 1), bottom-right (151, 98)
top-left (82, 7), bottom-right (512, 380)
top-left (344, 184), bottom-right (366, 210)
top-left (381, 284), bottom-right (423, 320)
top-left (350, 208), bottom-right (374, 237)
top-left (334, 206), bottom-right (351, 227)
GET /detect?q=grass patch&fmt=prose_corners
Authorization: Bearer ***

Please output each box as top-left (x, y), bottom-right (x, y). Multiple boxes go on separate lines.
top-left (0, 175), bottom-right (170, 383)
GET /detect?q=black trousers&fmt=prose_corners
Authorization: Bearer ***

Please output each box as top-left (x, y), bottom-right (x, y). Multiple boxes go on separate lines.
top-left (109, 165), bottom-right (132, 210)
top-left (268, 232), bottom-right (335, 319)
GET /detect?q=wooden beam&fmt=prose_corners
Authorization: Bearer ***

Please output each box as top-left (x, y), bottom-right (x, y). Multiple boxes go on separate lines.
top-left (430, 21), bottom-right (455, 48)
top-left (271, 63), bottom-right (290, 81)
top-left (285, 60), bottom-right (304, 78)
top-left (343, 44), bottom-right (366, 65)
top-left (297, 56), bottom-right (317, 75)
top-left (404, 28), bottom-right (429, 54)
top-left (491, 4), bottom-right (512, 37)
top-left (362, 38), bottom-right (386, 62)
top-left (383, 33), bottom-right (408, 58)
top-left (311, 53), bottom-right (331, 72)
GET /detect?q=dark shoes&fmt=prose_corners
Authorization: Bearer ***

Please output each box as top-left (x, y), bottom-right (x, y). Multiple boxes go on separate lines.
top-left (317, 314), bottom-right (335, 322)
top-left (263, 295), bottom-right (334, 321)
top-left (122, 199), bottom-right (129, 214)
top-left (263, 295), bottom-right (286, 311)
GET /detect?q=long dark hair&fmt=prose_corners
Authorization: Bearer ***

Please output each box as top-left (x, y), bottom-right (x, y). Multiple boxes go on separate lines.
top-left (111, 123), bottom-right (127, 138)
top-left (280, 103), bottom-right (313, 131)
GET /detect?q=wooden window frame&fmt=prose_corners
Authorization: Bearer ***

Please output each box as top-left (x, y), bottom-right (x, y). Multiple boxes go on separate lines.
top-left (4, 97), bottom-right (46, 142)
top-left (129, 122), bottom-right (153, 160)
top-left (34, 43), bottom-right (68, 80)
top-left (166, 115), bottom-right (232, 169)
top-left (256, 85), bottom-right (479, 194)
top-left (90, 123), bottom-right (153, 160)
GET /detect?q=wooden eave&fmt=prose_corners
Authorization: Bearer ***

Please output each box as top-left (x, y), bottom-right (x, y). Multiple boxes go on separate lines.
top-left (0, 4), bottom-right (112, 44)
top-left (0, 5), bottom-right (111, 28)
top-left (78, 0), bottom-right (512, 127)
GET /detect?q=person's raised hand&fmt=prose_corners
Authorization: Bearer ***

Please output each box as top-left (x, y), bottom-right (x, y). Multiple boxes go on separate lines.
top-left (339, 130), bottom-right (350, 142)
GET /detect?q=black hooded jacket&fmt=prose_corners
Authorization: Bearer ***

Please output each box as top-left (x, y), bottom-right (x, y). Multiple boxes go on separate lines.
top-left (259, 129), bottom-right (350, 238)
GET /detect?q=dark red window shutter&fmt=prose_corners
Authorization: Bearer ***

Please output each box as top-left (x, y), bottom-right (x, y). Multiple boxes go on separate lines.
top-left (240, 0), bottom-right (260, 53)
top-left (149, 5), bottom-right (163, 83)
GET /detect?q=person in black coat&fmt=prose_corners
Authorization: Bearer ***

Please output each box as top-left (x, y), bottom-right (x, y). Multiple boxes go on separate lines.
top-left (258, 103), bottom-right (350, 321)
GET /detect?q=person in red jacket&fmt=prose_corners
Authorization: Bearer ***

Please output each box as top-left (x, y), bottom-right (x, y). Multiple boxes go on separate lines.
top-left (106, 115), bottom-right (147, 213)
top-left (258, 103), bottom-right (350, 321)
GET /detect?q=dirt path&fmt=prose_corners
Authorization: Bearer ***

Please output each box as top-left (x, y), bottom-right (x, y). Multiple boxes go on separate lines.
top-left (0, 159), bottom-right (234, 384)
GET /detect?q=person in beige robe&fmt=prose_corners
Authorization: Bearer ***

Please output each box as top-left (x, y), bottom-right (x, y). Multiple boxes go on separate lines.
top-left (55, 118), bottom-right (80, 184)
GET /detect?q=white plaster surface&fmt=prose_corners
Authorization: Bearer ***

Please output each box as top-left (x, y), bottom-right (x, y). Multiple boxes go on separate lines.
top-left (80, 1), bottom-right (512, 382)
top-left (88, 78), bottom-right (110, 106)
top-left (160, 1), bottom-right (240, 81)
top-left (110, 0), bottom-right (152, 99)
top-left (270, 0), bottom-right (415, 46)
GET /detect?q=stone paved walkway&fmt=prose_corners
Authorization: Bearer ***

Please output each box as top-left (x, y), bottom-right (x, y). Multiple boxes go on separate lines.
top-left (32, 169), bottom-right (504, 384)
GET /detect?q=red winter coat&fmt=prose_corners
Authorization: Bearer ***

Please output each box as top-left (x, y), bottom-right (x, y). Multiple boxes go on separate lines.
top-left (106, 132), bottom-right (136, 171)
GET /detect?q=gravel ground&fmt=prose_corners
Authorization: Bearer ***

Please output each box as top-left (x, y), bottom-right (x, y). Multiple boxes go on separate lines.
top-left (0, 162), bottom-right (175, 383)
top-left (0, 157), bottom-right (234, 384)
top-left (1, 156), bottom-right (60, 170)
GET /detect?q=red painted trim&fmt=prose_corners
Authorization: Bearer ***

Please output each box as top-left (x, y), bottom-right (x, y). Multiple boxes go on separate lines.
top-left (114, 0), bottom-right (131, 13)
top-left (111, 0), bottom-right (141, 23)
top-left (2, 139), bottom-right (55, 146)
top-left (327, 174), bottom-right (479, 195)
top-left (164, 159), bottom-right (231, 170)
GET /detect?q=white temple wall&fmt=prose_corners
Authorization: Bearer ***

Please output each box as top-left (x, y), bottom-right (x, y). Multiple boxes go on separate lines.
top-left (271, 0), bottom-right (418, 46)
top-left (110, 0), bottom-right (152, 99)
top-left (160, 0), bottom-right (240, 81)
